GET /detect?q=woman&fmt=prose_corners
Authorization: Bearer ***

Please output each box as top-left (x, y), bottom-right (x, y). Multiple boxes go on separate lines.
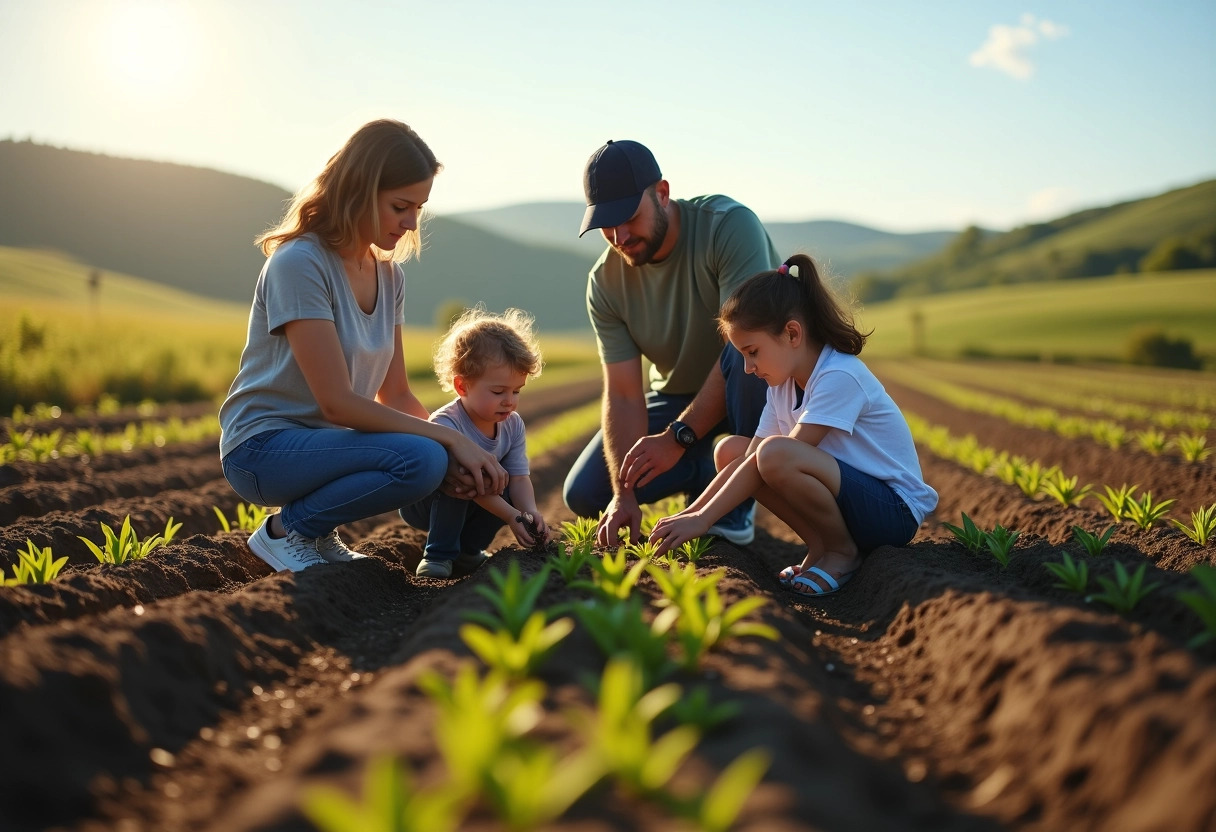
top-left (218, 119), bottom-right (508, 573)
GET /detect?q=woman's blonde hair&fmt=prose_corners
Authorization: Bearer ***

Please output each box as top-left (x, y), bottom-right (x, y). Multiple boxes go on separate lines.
top-left (256, 119), bottom-right (440, 263)
top-left (433, 306), bottom-right (543, 393)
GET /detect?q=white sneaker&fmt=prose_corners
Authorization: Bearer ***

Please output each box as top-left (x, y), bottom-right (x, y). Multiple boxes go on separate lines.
top-left (248, 519), bottom-right (328, 572)
top-left (707, 503), bottom-right (757, 546)
top-left (315, 530), bottom-right (367, 563)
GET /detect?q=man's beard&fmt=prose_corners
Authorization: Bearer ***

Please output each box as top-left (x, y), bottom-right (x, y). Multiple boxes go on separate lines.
top-left (617, 193), bottom-right (669, 267)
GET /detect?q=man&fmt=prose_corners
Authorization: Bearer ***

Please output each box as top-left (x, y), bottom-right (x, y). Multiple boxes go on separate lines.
top-left (562, 139), bottom-right (779, 546)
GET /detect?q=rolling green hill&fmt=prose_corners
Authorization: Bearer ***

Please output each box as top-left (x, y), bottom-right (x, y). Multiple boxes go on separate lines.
top-left (453, 202), bottom-right (956, 276)
top-left (0, 141), bottom-right (595, 332)
top-left (857, 178), bottom-right (1216, 301)
top-left (857, 269), bottom-right (1216, 363)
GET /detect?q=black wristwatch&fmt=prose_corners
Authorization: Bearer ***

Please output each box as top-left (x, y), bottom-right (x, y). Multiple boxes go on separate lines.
top-left (669, 420), bottom-right (698, 449)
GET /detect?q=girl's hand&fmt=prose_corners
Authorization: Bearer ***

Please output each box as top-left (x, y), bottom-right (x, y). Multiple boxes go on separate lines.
top-left (649, 513), bottom-right (709, 557)
top-left (450, 437), bottom-right (508, 496)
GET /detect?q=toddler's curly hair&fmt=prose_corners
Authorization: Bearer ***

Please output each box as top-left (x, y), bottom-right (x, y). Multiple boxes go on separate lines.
top-left (432, 306), bottom-right (543, 393)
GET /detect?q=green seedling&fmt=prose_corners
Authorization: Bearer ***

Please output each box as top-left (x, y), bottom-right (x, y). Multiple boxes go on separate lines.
top-left (646, 559), bottom-right (722, 609)
top-left (1097, 483), bottom-right (1139, 523)
top-left (1171, 504), bottom-right (1216, 546)
top-left (459, 612), bottom-right (574, 681)
top-left (1089, 561), bottom-right (1161, 614)
top-left (571, 596), bottom-right (677, 689)
top-left (478, 738), bottom-right (602, 832)
top-left (983, 523), bottom-right (1020, 568)
top-left (1174, 433), bottom-right (1211, 463)
top-left (214, 502), bottom-right (270, 533)
top-left (943, 512), bottom-right (986, 554)
top-left (1041, 472), bottom-right (1092, 507)
top-left (691, 748), bottom-right (772, 832)
top-left (670, 580), bottom-right (778, 672)
top-left (664, 684), bottom-right (741, 732)
top-left (640, 496), bottom-right (686, 537)
top-left (161, 516), bottom-right (183, 547)
top-left (70, 428), bottom-right (103, 458)
top-left (78, 516), bottom-right (165, 565)
top-left (573, 655), bottom-right (697, 797)
top-left (1091, 421), bottom-right (1126, 450)
top-left (1013, 461), bottom-right (1055, 499)
top-left (303, 755), bottom-right (463, 832)
top-left (463, 560), bottom-right (553, 638)
top-left (678, 536), bottom-right (713, 563)
top-left (993, 455), bottom-right (1027, 486)
top-left (1177, 564), bottom-right (1216, 647)
top-left (1125, 492), bottom-right (1176, 531)
top-left (546, 540), bottom-right (594, 583)
top-left (2, 540), bottom-right (68, 586)
top-left (571, 546), bottom-right (650, 601)
top-left (560, 516), bottom-right (599, 547)
top-left (1135, 428), bottom-right (1169, 455)
top-left (623, 540), bottom-right (662, 560)
top-left (1071, 525), bottom-right (1116, 557)
top-left (1044, 552), bottom-right (1089, 593)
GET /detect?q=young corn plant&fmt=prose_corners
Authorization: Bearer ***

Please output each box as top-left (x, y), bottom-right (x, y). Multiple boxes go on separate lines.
top-left (459, 612), bottom-right (575, 681)
top-left (546, 540), bottom-right (595, 583)
top-left (943, 512), bottom-right (986, 554)
top-left (1174, 433), bottom-right (1211, 463)
top-left (1013, 461), bottom-right (1056, 499)
top-left (1097, 483), bottom-right (1139, 523)
top-left (664, 684), bottom-right (741, 732)
top-left (161, 516), bottom-right (183, 546)
top-left (1089, 561), bottom-right (1161, 614)
top-left (623, 540), bottom-right (663, 561)
top-left (463, 560), bottom-right (553, 638)
top-left (571, 546), bottom-right (650, 601)
top-left (560, 516), bottom-right (599, 547)
top-left (669, 579), bottom-right (778, 672)
top-left (1135, 428), bottom-right (1169, 455)
top-left (1125, 492), bottom-right (1176, 531)
top-left (1090, 421), bottom-right (1126, 450)
top-left (678, 536), bottom-right (713, 563)
top-left (1171, 503), bottom-right (1216, 546)
top-left (983, 523), bottom-right (1020, 568)
top-left (1, 540), bottom-right (68, 586)
top-left (78, 516), bottom-right (165, 565)
top-left (1072, 525), bottom-right (1116, 557)
top-left (992, 455), bottom-right (1027, 486)
top-left (214, 502), bottom-right (270, 533)
top-left (646, 559), bottom-right (722, 610)
top-left (1040, 472), bottom-right (1092, 508)
top-left (303, 755), bottom-right (463, 832)
top-left (1044, 552), bottom-right (1089, 593)
top-left (1177, 564), bottom-right (1216, 648)
top-left (571, 595), bottom-right (677, 689)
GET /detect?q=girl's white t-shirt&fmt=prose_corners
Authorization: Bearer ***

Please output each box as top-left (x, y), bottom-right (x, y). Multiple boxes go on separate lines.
top-left (754, 346), bottom-right (938, 523)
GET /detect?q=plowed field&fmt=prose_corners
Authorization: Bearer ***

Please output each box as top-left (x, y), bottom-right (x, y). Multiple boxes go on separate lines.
top-left (1, 368), bottom-right (1213, 832)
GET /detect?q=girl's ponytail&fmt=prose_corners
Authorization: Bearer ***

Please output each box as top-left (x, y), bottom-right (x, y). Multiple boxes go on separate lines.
top-left (719, 254), bottom-right (870, 355)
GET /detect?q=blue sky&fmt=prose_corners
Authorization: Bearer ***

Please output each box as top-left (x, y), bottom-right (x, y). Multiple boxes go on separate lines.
top-left (1, 0), bottom-right (1213, 231)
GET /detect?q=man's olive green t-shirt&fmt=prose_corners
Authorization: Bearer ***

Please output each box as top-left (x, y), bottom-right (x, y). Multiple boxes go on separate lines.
top-left (586, 195), bottom-right (780, 395)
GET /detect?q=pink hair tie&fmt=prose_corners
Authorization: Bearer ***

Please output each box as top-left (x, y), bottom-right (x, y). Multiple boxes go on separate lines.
top-left (776, 264), bottom-right (789, 275)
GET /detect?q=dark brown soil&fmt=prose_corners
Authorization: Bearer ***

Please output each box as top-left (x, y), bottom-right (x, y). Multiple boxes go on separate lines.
top-left (1, 371), bottom-right (1213, 832)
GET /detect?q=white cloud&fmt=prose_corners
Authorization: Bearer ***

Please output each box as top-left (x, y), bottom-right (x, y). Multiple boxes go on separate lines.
top-left (1025, 186), bottom-right (1078, 220)
top-left (970, 14), bottom-right (1069, 80)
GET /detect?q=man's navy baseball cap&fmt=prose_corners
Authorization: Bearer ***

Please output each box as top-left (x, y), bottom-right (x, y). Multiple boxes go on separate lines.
top-left (579, 139), bottom-right (662, 237)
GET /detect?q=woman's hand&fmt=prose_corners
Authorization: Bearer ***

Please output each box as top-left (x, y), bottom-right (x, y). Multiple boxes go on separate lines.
top-left (648, 512), bottom-right (709, 558)
top-left (448, 436), bottom-right (508, 496)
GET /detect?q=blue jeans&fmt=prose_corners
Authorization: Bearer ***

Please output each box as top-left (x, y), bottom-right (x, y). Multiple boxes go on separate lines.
top-left (563, 344), bottom-right (767, 522)
top-left (399, 492), bottom-right (507, 561)
top-left (221, 428), bottom-right (448, 539)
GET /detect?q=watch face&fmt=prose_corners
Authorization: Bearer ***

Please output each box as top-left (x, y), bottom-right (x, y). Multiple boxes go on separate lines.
top-left (675, 425), bottom-right (696, 447)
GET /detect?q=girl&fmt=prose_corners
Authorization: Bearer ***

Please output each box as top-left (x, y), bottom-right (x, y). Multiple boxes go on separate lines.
top-left (400, 307), bottom-right (553, 578)
top-left (649, 253), bottom-right (937, 595)
top-left (218, 119), bottom-right (508, 573)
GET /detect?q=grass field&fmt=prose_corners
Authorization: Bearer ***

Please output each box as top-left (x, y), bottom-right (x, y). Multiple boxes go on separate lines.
top-left (1, 246), bottom-right (599, 412)
top-left (858, 269), bottom-right (1216, 363)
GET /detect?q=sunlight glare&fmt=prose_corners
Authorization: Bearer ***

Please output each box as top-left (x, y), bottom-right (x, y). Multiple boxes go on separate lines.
top-left (103, 1), bottom-right (196, 97)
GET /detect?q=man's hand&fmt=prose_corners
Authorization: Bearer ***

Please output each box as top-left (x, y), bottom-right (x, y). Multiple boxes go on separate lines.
top-left (597, 491), bottom-right (642, 547)
top-left (620, 430), bottom-right (685, 491)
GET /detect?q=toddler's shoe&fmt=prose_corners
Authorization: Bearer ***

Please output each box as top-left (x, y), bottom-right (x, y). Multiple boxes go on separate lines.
top-left (415, 551), bottom-right (489, 579)
top-left (416, 557), bottom-right (454, 578)
top-left (248, 518), bottom-right (328, 573)
top-left (315, 530), bottom-right (368, 563)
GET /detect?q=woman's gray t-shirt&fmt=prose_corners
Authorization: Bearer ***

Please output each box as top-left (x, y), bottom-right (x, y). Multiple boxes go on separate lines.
top-left (218, 235), bottom-right (406, 459)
